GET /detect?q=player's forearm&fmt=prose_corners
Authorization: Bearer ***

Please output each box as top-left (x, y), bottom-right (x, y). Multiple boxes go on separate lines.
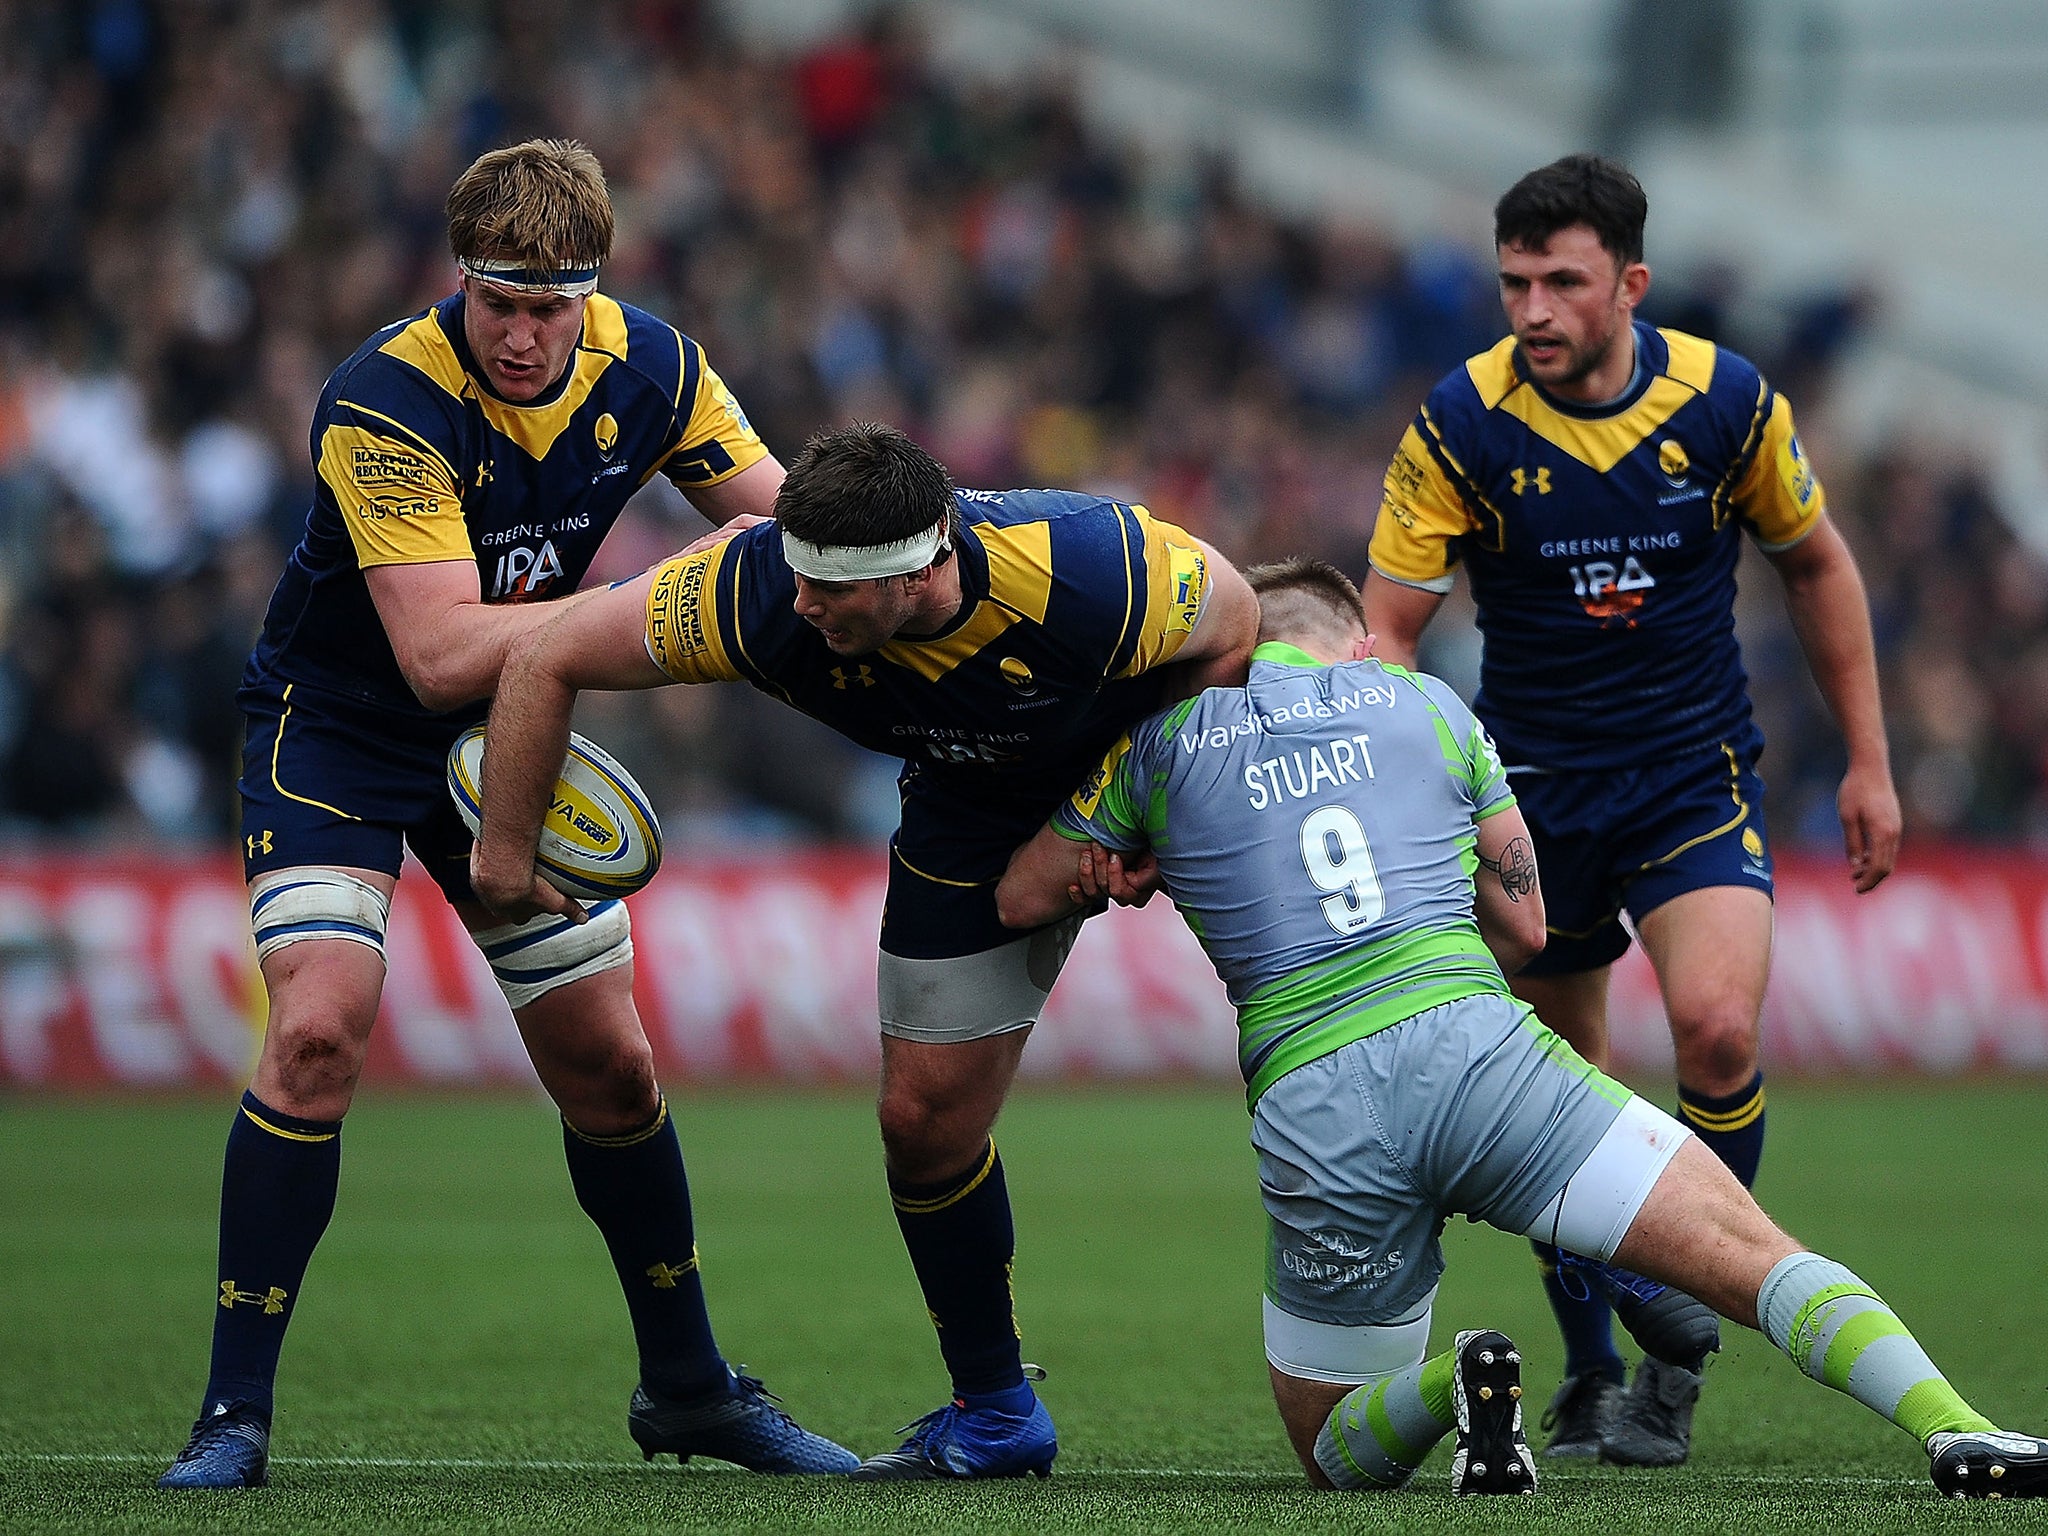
top-left (471, 638), bottom-right (580, 906)
top-left (397, 587), bottom-right (604, 712)
top-left (1780, 553), bottom-right (1892, 771)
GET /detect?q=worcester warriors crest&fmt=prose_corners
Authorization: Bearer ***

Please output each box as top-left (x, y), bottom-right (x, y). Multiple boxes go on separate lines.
top-left (1658, 438), bottom-right (1690, 485)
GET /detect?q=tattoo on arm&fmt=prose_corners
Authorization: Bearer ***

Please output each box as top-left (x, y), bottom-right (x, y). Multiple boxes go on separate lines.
top-left (1479, 837), bottom-right (1537, 903)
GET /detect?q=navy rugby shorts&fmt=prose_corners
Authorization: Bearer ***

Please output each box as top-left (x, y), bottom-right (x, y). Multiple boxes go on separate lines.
top-left (236, 678), bottom-right (481, 905)
top-left (1513, 734), bottom-right (1774, 976)
top-left (880, 762), bottom-right (1059, 961)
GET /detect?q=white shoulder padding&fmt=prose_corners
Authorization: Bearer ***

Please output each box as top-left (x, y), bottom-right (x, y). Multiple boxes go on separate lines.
top-left (472, 900), bottom-right (633, 1010)
top-left (250, 869), bottom-right (392, 962)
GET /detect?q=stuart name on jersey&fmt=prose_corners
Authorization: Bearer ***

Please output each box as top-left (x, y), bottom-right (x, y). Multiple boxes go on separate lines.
top-left (1243, 737), bottom-right (1378, 811)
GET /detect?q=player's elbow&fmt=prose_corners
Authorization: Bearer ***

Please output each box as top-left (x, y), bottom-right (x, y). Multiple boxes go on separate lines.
top-left (1480, 897), bottom-right (1546, 977)
top-left (399, 653), bottom-right (485, 714)
top-left (1500, 910), bottom-right (1547, 976)
top-left (995, 860), bottom-right (1063, 931)
top-left (994, 875), bottom-right (1048, 931)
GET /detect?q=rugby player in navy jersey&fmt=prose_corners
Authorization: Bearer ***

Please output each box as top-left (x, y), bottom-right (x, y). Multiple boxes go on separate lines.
top-left (158, 140), bottom-right (860, 1490)
top-left (470, 422), bottom-right (1260, 1479)
top-left (1362, 154), bottom-right (1901, 1467)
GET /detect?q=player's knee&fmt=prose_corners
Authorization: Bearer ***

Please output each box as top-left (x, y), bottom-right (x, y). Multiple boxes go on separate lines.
top-left (876, 1088), bottom-right (983, 1177)
top-left (549, 1036), bottom-right (660, 1132)
top-left (877, 1087), bottom-right (942, 1160)
top-left (262, 1009), bottom-right (372, 1107)
top-left (1671, 1006), bottom-right (1759, 1089)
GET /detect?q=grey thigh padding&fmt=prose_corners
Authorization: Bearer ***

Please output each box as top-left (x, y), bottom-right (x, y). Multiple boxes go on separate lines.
top-left (878, 915), bottom-right (1084, 1042)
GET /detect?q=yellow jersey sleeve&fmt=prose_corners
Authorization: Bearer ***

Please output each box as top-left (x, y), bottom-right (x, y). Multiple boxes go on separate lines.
top-left (1117, 506), bottom-right (1211, 678)
top-left (644, 543), bottom-right (747, 684)
top-left (1732, 393), bottom-right (1826, 551)
top-left (665, 354), bottom-right (769, 487)
top-left (1367, 422), bottom-right (1479, 593)
top-left (319, 424), bottom-right (469, 567)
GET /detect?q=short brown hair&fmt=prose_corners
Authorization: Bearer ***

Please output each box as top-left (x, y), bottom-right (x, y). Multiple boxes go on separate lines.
top-left (446, 139), bottom-right (614, 276)
top-left (1246, 557), bottom-right (1367, 649)
top-left (1494, 154), bottom-right (1647, 266)
top-left (776, 422), bottom-right (959, 564)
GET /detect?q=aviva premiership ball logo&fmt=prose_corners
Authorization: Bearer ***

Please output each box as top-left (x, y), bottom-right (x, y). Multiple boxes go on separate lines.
top-left (999, 656), bottom-right (1038, 697)
top-left (595, 413), bottom-right (619, 459)
top-left (1658, 438), bottom-right (1690, 486)
top-left (1741, 827), bottom-right (1765, 860)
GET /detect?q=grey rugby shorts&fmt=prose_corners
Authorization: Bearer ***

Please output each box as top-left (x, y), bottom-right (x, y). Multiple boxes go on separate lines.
top-left (1254, 992), bottom-right (1630, 1327)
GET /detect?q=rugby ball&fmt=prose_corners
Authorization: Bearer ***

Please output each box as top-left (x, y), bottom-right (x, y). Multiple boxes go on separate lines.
top-left (447, 725), bottom-right (662, 902)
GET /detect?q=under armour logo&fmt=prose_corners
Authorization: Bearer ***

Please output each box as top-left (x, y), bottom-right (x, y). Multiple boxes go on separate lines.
top-left (245, 830), bottom-right (273, 858)
top-left (646, 1254), bottom-right (700, 1289)
top-left (829, 665), bottom-right (876, 689)
top-left (220, 1281), bottom-right (288, 1314)
top-left (1510, 467), bottom-right (1552, 496)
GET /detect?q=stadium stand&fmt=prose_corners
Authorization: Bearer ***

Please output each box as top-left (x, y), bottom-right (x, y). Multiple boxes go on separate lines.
top-left (0, 0), bottom-right (2043, 852)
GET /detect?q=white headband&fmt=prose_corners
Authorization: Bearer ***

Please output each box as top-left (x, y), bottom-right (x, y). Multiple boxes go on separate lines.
top-left (781, 517), bottom-right (951, 582)
top-left (459, 257), bottom-right (601, 297)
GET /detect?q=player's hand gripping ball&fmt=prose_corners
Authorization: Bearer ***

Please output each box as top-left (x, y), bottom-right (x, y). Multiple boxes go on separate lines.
top-left (447, 725), bottom-right (662, 902)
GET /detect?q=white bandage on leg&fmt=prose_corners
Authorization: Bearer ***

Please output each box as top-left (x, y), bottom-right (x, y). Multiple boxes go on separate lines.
top-left (473, 900), bottom-right (633, 1010)
top-left (1521, 1094), bottom-right (1692, 1261)
top-left (250, 868), bottom-right (392, 963)
top-left (1264, 1286), bottom-right (1436, 1386)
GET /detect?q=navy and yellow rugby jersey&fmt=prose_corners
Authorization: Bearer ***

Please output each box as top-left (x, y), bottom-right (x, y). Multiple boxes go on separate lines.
top-left (1369, 322), bottom-right (1824, 771)
top-left (245, 291), bottom-right (765, 720)
top-left (642, 488), bottom-right (1212, 803)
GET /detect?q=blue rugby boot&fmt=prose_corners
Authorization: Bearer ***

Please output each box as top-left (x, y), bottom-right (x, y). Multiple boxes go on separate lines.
top-left (629, 1369), bottom-right (859, 1474)
top-left (1929, 1430), bottom-right (2048, 1499)
top-left (157, 1401), bottom-right (270, 1489)
top-left (852, 1387), bottom-right (1057, 1480)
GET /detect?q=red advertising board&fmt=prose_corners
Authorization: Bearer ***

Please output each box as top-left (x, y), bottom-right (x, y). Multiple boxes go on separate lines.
top-left (2, 849), bottom-right (2045, 1088)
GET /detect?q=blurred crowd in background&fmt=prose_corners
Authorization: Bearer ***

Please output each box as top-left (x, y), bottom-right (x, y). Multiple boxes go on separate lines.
top-left (1, 0), bottom-right (2044, 853)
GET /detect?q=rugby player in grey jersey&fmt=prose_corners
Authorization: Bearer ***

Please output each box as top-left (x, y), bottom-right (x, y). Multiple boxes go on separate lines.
top-left (996, 558), bottom-right (2043, 1500)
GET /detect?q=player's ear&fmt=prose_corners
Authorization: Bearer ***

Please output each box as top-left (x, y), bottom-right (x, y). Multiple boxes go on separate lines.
top-left (1351, 633), bottom-right (1376, 661)
top-left (1621, 260), bottom-right (1650, 310)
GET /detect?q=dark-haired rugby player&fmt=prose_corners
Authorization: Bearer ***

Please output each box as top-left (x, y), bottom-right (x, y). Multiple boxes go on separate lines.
top-left (1363, 153), bottom-right (1902, 1466)
top-left (470, 421), bottom-right (1260, 1480)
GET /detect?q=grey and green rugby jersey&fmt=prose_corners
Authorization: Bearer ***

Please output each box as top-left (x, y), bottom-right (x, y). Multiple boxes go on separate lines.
top-left (1053, 642), bottom-right (1518, 1104)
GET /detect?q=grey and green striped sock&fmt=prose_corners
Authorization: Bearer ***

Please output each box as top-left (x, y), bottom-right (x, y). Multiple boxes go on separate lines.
top-left (1758, 1252), bottom-right (1994, 1444)
top-left (1313, 1351), bottom-right (1457, 1490)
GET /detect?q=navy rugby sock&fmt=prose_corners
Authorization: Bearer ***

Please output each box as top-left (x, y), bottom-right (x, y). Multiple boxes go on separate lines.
top-left (562, 1097), bottom-right (729, 1399)
top-left (1678, 1071), bottom-right (1766, 1188)
top-left (1532, 1240), bottom-right (1624, 1384)
top-left (202, 1090), bottom-right (342, 1417)
top-left (890, 1139), bottom-right (1025, 1398)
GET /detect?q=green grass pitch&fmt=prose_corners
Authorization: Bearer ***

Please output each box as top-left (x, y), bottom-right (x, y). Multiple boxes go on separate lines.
top-left (3, 1080), bottom-right (2045, 1534)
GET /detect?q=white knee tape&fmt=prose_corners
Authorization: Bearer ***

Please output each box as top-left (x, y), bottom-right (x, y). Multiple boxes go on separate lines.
top-left (1264, 1287), bottom-right (1437, 1386)
top-left (474, 900), bottom-right (633, 1010)
top-left (250, 868), bottom-right (392, 963)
